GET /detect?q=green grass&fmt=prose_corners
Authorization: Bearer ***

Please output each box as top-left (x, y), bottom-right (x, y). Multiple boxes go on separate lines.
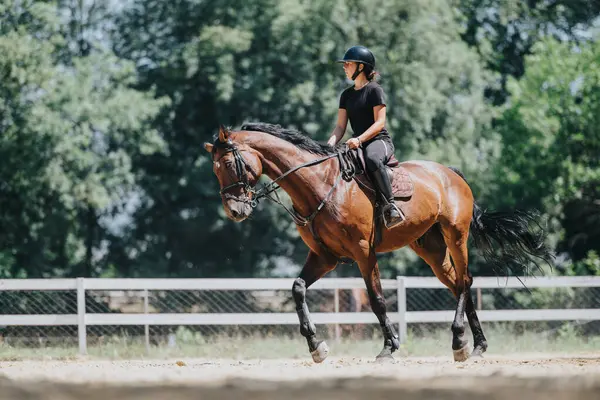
top-left (1, 324), bottom-right (599, 361)
top-left (403, 324), bottom-right (600, 356)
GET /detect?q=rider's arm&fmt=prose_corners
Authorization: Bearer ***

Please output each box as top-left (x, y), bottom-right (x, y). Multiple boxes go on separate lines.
top-left (327, 108), bottom-right (348, 147)
top-left (357, 105), bottom-right (386, 145)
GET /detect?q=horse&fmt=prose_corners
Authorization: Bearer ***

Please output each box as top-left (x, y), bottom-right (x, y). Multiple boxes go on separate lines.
top-left (204, 122), bottom-right (552, 363)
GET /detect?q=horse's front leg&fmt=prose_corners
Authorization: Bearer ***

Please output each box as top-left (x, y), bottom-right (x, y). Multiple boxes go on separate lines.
top-left (292, 250), bottom-right (337, 363)
top-left (357, 244), bottom-right (399, 361)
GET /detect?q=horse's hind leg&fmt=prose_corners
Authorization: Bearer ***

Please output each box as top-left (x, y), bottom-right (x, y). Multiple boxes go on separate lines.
top-left (440, 221), bottom-right (488, 361)
top-left (355, 240), bottom-right (399, 362)
top-left (293, 250), bottom-right (337, 363)
top-left (465, 270), bottom-right (488, 357)
top-left (409, 228), bottom-right (457, 294)
top-left (410, 225), bottom-right (487, 360)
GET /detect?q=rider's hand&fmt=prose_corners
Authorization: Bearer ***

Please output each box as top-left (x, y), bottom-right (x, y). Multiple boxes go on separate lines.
top-left (327, 137), bottom-right (337, 147)
top-left (346, 137), bottom-right (361, 149)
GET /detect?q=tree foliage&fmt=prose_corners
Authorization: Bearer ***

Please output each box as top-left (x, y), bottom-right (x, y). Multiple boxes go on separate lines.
top-left (0, 0), bottom-right (168, 277)
top-left (0, 0), bottom-right (599, 279)
top-left (494, 37), bottom-right (600, 270)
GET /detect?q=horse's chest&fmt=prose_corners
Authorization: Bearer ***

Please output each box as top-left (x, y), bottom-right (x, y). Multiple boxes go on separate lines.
top-left (296, 216), bottom-right (358, 258)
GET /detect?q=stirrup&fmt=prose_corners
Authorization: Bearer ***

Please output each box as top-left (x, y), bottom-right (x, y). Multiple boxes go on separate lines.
top-left (381, 202), bottom-right (405, 229)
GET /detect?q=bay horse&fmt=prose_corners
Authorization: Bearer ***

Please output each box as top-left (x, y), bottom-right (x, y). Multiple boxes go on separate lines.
top-left (204, 123), bottom-right (552, 363)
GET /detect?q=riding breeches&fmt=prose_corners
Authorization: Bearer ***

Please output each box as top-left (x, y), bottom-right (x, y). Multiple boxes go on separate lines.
top-left (363, 135), bottom-right (394, 173)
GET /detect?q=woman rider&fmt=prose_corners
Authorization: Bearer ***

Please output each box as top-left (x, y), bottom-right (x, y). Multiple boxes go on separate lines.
top-left (327, 45), bottom-right (404, 228)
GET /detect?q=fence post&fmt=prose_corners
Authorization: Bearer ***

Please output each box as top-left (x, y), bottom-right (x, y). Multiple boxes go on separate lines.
top-left (334, 287), bottom-right (341, 341)
top-left (144, 289), bottom-right (150, 354)
top-left (76, 278), bottom-right (87, 355)
top-left (396, 276), bottom-right (407, 344)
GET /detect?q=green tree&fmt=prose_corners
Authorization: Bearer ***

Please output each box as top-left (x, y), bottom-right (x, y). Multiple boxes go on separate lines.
top-left (0, 0), bottom-right (168, 277)
top-left (494, 37), bottom-right (600, 269)
top-left (0, 2), bottom-right (66, 277)
top-left (2, 0), bottom-right (599, 281)
top-left (454, 0), bottom-right (600, 104)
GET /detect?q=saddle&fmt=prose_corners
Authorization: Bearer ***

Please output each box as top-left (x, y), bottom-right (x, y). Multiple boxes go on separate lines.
top-left (339, 148), bottom-right (414, 199)
top-left (338, 147), bottom-right (413, 245)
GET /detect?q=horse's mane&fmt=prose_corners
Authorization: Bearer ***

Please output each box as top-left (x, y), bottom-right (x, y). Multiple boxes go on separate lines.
top-left (238, 122), bottom-right (335, 156)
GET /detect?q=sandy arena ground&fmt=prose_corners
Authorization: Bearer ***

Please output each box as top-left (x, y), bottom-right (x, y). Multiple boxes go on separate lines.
top-left (1, 354), bottom-right (600, 399)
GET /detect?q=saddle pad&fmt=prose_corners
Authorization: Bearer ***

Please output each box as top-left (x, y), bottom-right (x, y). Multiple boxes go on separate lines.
top-left (391, 167), bottom-right (414, 198)
top-left (356, 167), bottom-right (414, 199)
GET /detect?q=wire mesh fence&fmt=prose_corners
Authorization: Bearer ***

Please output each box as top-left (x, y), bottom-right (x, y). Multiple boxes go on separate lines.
top-left (0, 290), bottom-right (78, 347)
top-left (0, 280), bottom-right (599, 354)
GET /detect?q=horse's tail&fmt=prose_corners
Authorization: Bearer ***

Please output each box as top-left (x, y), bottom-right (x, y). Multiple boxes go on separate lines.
top-left (447, 167), bottom-right (554, 278)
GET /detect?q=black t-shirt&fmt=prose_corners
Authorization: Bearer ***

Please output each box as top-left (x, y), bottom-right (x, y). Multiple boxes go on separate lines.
top-left (339, 81), bottom-right (389, 140)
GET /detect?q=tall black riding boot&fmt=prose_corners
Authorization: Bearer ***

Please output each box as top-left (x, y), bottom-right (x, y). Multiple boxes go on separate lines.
top-left (371, 166), bottom-right (405, 229)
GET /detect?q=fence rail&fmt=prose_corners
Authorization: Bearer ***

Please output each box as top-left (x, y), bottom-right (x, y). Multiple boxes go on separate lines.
top-left (1, 276), bottom-right (599, 355)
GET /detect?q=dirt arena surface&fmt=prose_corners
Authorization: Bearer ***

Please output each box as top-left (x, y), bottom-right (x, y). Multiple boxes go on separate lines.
top-left (1, 353), bottom-right (600, 399)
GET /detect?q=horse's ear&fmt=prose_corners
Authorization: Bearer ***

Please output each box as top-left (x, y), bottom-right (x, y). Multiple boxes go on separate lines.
top-left (204, 142), bottom-right (214, 153)
top-left (218, 125), bottom-right (229, 142)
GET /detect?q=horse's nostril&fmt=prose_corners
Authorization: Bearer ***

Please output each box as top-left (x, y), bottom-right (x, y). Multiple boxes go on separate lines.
top-left (230, 209), bottom-right (240, 218)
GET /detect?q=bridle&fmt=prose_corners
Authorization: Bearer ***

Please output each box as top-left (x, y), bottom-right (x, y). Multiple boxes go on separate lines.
top-left (214, 139), bottom-right (343, 226)
top-left (216, 142), bottom-right (259, 207)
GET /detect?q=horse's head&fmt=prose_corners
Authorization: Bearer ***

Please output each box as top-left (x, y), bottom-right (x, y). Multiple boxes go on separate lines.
top-left (204, 126), bottom-right (263, 222)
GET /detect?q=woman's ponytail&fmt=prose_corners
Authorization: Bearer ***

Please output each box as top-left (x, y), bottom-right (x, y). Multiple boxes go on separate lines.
top-left (363, 64), bottom-right (379, 81)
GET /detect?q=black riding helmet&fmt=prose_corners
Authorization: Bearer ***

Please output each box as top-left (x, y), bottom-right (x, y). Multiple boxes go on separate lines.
top-left (336, 45), bottom-right (375, 80)
top-left (337, 45), bottom-right (376, 68)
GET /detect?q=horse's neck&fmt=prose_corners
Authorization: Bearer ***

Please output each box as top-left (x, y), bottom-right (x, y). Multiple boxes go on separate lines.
top-left (252, 137), bottom-right (338, 215)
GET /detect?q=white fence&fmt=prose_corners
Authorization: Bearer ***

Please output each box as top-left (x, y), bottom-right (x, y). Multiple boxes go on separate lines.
top-left (1, 276), bottom-right (600, 354)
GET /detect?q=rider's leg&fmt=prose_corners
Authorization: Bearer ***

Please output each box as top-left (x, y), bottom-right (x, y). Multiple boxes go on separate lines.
top-left (364, 138), bottom-right (404, 228)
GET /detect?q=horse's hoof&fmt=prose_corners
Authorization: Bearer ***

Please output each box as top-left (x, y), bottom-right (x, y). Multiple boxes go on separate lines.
top-left (470, 344), bottom-right (487, 359)
top-left (391, 335), bottom-right (400, 352)
top-left (453, 343), bottom-right (470, 362)
top-left (311, 341), bottom-right (329, 363)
